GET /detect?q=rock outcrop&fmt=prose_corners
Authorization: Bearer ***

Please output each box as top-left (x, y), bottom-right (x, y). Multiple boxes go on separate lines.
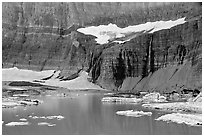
top-left (89, 16), bottom-right (202, 92)
top-left (2, 2), bottom-right (202, 92)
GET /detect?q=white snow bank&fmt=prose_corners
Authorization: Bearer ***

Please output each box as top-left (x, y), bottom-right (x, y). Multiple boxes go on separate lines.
top-left (2, 67), bottom-right (55, 82)
top-left (5, 122), bottom-right (30, 126)
top-left (156, 113), bottom-right (202, 126)
top-left (77, 17), bottom-right (186, 44)
top-left (44, 71), bottom-right (104, 90)
top-left (51, 70), bottom-right (61, 79)
top-left (116, 110), bottom-right (152, 117)
top-left (3, 67), bottom-right (104, 90)
top-left (102, 97), bottom-right (142, 103)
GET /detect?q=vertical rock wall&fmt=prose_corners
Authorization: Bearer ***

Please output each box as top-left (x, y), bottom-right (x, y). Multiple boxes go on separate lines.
top-left (90, 16), bottom-right (202, 91)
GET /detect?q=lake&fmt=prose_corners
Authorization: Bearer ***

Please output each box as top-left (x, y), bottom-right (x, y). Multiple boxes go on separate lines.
top-left (2, 90), bottom-right (202, 135)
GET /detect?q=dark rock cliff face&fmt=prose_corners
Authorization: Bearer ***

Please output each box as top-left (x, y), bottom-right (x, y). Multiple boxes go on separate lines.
top-left (89, 16), bottom-right (202, 92)
top-left (2, 2), bottom-right (202, 92)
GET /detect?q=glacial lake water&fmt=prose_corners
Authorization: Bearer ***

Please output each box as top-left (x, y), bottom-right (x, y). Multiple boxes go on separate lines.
top-left (2, 90), bottom-right (202, 135)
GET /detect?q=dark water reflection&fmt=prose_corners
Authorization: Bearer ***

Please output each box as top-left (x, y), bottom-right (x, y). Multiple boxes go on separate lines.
top-left (2, 91), bottom-right (202, 135)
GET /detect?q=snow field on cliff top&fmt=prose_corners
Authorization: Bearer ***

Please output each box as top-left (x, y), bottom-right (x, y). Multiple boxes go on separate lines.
top-left (77, 17), bottom-right (186, 44)
top-left (2, 67), bottom-right (103, 90)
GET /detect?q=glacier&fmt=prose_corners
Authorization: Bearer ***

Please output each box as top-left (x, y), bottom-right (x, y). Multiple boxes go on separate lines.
top-left (77, 17), bottom-right (186, 44)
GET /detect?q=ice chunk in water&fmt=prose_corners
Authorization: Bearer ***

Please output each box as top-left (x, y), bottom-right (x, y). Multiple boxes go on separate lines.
top-left (38, 122), bottom-right (56, 127)
top-left (5, 122), bottom-right (30, 126)
top-left (19, 118), bottom-right (27, 121)
top-left (116, 110), bottom-right (152, 117)
top-left (155, 113), bottom-right (202, 126)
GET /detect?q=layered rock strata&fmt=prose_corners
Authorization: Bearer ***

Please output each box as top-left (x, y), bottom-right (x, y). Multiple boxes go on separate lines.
top-left (2, 2), bottom-right (202, 92)
top-left (89, 16), bottom-right (202, 92)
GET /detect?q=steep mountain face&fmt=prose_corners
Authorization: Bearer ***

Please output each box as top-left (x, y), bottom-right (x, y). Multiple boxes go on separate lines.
top-left (89, 17), bottom-right (202, 92)
top-left (2, 2), bottom-right (202, 92)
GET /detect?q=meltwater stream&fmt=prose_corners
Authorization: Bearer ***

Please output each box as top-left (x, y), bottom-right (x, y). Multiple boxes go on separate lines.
top-left (2, 90), bottom-right (202, 135)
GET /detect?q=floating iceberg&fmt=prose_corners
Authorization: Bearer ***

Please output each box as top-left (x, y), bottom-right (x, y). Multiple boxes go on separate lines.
top-left (2, 101), bottom-right (22, 108)
top-left (4, 87), bottom-right (26, 91)
top-left (38, 122), bottom-right (56, 127)
top-left (46, 115), bottom-right (65, 120)
top-left (2, 98), bottom-right (42, 108)
top-left (30, 115), bottom-right (65, 120)
top-left (142, 102), bottom-right (202, 113)
top-left (155, 113), bottom-right (202, 126)
top-left (116, 110), bottom-right (152, 117)
top-left (5, 122), bottom-right (30, 126)
top-left (19, 118), bottom-right (27, 121)
top-left (77, 17), bottom-right (186, 44)
top-left (13, 94), bottom-right (30, 97)
top-left (101, 97), bottom-right (142, 103)
top-left (101, 92), bottom-right (167, 104)
top-left (19, 99), bottom-right (43, 105)
top-left (142, 92), bottom-right (167, 103)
